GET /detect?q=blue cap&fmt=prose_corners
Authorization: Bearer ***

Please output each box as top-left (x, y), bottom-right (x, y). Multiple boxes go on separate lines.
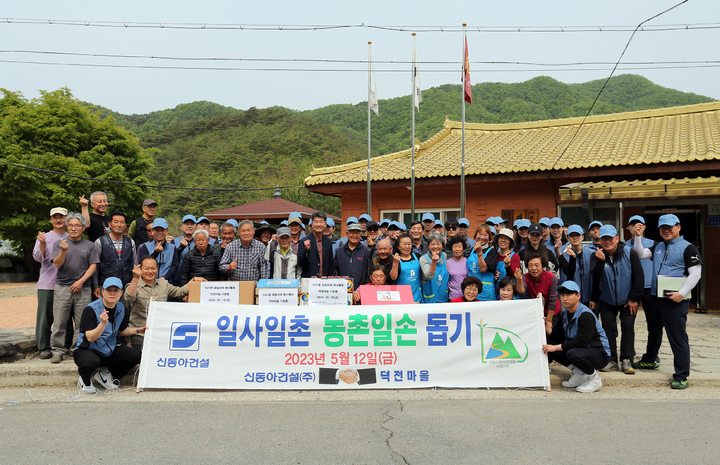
top-left (658, 214), bottom-right (680, 227)
top-left (397, 222), bottom-right (407, 231)
top-left (517, 219), bottom-right (531, 228)
top-left (103, 277), bottom-right (123, 290)
top-left (599, 225), bottom-right (618, 238)
top-left (496, 217), bottom-right (508, 224)
top-left (485, 217), bottom-right (496, 225)
top-left (513, 219), bottom-right (521, 227)
top-left (434, 219), bottom-right (443, 227)
top-left (628, 215), bottom-right (645, 225)
top-left (280, 220), bottom-right (288, 226)
top-left (387, 221), bottom-right (400, 230)
top-left (326, 218), bottom-right (335, 228)
top-left (346, 216), bottom-right (358, 225)
top-left (458, 218), bottom-right (470, 227)
top-left (359, 214), bottom-right (372, 222)
top-left (567, 224), bottom-right (584, 235)
top-left (558, 280), bottom-right (581, 293)
top-left (538, 217), bottom-right (551, 227)
top-left (289, 212), bottom-right (301, 219)
top-left (197, 216), bottom-right (210, 223)
top-left (380, 218), bottom-right (391, 227)
top-left (422, 212), bottom-right (435, 222)
top-left (489, 226), bottom-right (496, 235)
top-left (226, 219), bottom-right (239, 228)
top-left (182, 214), bottom-right (197, 224)
top-left (152, 218), bottom-right (168, 229)
top-left (589, 220), bottom-right (603, 229)
top-left (550, 217), bottom-right (564, 227)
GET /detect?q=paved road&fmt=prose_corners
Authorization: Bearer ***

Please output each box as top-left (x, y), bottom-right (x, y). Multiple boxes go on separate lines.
top-left (2, 387), bottom-right (719, 464)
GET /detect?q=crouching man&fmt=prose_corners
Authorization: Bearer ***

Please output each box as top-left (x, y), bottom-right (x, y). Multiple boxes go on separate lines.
top-left (542, 281), bottom-right (610, 393)
top-left (74, 277), bottom-right (147, 393)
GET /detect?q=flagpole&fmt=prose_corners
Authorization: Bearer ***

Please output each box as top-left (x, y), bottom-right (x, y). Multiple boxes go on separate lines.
top-left (367, 41), bottom-right (372, 215)
top-left (411, 33), bottom-right (417, 221)
top-left (460, 24), bottom-right (467, 218)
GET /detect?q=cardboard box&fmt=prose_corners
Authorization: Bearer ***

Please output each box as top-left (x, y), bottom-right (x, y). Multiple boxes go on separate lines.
top-left (256, 279), bottom-right (300, 305)
top-left (187, 281), bottom-right (257, 305)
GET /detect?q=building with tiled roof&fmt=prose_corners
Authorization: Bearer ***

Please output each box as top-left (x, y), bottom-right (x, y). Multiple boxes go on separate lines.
top-left (306, 102), bottom-right (720, 309)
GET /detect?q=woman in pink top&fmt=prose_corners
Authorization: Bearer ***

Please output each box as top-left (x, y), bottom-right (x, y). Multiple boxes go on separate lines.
top-left (445, 235), bottom-right (468, 300)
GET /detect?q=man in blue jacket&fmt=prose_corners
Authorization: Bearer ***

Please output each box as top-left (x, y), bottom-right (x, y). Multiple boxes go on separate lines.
top-left (590, 225), bottom-right (644, 375)
top-left (74, 277), bottom-right (147, 393)
top-left (334, 223), bottom-right (371, 294)
top-left (633, 214), bottom-right (702, 389)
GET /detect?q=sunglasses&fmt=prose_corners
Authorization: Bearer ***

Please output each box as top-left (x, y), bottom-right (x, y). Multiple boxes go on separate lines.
top-left (447, 226), bottom-right (458, 231)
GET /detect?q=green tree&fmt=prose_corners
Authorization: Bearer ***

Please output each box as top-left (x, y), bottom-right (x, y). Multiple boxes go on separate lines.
top-left (0, 88), bottom-right (153, 272)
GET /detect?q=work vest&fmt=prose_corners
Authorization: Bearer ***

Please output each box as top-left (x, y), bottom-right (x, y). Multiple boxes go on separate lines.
top-left (637, 236), bottom-right (655, 289)
top-left (599, 244), bottom-right (633, 306)
top-left (421, 252), bottom-right (450, 303)
top-left (562, 246), bottom-right (593, 303)
top-left (76, 299), bottom-right (124, 357)
top-left (563, 303), bottom-right (611, 357)
top-left (143, 240), bottom-right (176, 281)
top-left (396, 255), bottom-right (423, 303)
top-left (651, 236), bottom-right (692, 296)
top-left (98, 235), bottom-right (134, 286)
top-left (467, 247), bottom-right (495, 301)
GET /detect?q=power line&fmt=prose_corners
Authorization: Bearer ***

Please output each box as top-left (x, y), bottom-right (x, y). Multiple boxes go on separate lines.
top-left (0, 158), bottom-right (301, 193)
top-left (2, 18), bottom-right (719, 33)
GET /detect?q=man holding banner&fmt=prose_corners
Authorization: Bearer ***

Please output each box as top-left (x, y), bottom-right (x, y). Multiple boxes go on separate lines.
top-left (543, 281), bottom-right (610, 393)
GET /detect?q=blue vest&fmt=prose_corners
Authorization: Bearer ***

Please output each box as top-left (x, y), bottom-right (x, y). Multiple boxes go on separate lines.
top-left (467, 248), bottom-right (496, 301)
top-left (98, 235), bottom-right (134, 286)
top-left (637, 236), bottom-right (655, 289)
top-left (563, 303), bottom-right (610, 356)
top-left (599, 245), bottom-right (633, 306)
top-left (76, 299), bottom-right (124, 357)
top-left (651, 236), bottom-right (692, 296)
top-left (396, 255), bottom-right (423, 303)
top-left (562, 246), bottom-right (593, 303)
top-left (421, 252), bottom-right (450, 303)
top-left (143, 240), bottom-right (176, 280)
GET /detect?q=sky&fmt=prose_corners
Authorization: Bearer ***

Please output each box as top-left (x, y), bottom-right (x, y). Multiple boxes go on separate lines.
top-left (1, 0), bottom-right (719, 115)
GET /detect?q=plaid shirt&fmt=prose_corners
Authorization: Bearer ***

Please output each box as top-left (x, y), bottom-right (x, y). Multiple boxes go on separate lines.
top-left (218, 238), bottom-right (269, 282)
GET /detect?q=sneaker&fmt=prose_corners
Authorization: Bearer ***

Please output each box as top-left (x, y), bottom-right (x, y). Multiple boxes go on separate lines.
top-left (632, 360), bottom-right (659, 370)
top-left (671, 379), bottom-right (689, 390)
top-left (50, 354), bottom-right (63, 364)
top-left (39, 350), bottom-right (52, 359)
top-left (77, 376), bottom-right (97, 394)
top-left (576, 373), bottom-right (603, 393)
top-left (621, 359), bottom-right (635, 375)
top-left (562, 372), bottom-right (589, 388)
top-left (93, 368), bottom-right (118, 390)
top-left (599, 361), bottom-right (618, 372)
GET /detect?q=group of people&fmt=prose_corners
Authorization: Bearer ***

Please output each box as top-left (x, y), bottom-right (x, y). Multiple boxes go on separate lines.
top-left (33, 193), bottom-right (702, 393)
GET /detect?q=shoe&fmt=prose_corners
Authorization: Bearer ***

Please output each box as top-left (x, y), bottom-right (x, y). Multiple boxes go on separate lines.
top-left (39, 350), bottom-right (52, 359)
top-left (632, 360), bottom-right (659, 370)
top-left (576, 373), bottom-right (603, 393)
top-left (77, 376), bottom-right (97, 394)
top-left (599, 361), bottom-right (618, 372)
top-left (562, 372), bottom-right (589, 388)
top-left (94, 368), bottom-right (118, 390)
top-left (621, 359), bottom-right (635, 375)
top-left (50, 354), bottom-right (63, 364)
top-left (671, 379), bottom-right (689, 390)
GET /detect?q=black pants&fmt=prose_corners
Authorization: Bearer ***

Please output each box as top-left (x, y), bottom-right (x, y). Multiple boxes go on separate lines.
top-left (638, 289), bottom-right (663, 363)
top-left (598, 300), bottom-right (636, 363)
top-left (655, 297), bottom-right (691, 381)
top-left (549, 347), bottom-right (609, 375)
top-left (74, 346), bottom-right (142, 386)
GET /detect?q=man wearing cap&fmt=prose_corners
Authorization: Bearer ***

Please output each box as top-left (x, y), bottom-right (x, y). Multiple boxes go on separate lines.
top-left (457, 218), bottom-right (476, 248)
top-left (633, 214), bottom-right (702, 389)
top-left (83, 191), bottom-right (111, 242)
top-left (219, 220), bottom-right (269, 282)
top-left (265, 227), bottom-right (299, 279)
top-left (432, 220), bottom-right (444, 236)
top-left (196, 217), bottom-right (218, 245)
top-left (287, 215), bottom-right (305, 254)
top-left (385, 221), bottom-right (402, 248)
top-left (337, 216), bottom-right (358, 249)
top-left (627, 215), bottom-right (660, 371)
top-left (587, 221), bottom-right (603, 252)
top-left (363, 221), bottom-right (380, 249)
top-left (543, 281), bottom-right (611, 393)
top-left (421, 213), bottom-right (436, 241)
top-left (379, 219), bottom-right (391, 240)
top-left (358, 214), bottom-right (372, 240)
top-left (74, 277), bottom-right (146, 393)
top-left (137, 218), bottom-right (179, 283)
top-left (92, 211), bottom-right (137, 299)
top-left (298, 212), bottom-right (333, 278)
top-left (559, 225), bottom-right (593, 308)
top-left (50, 212), bottom-right (100, 363)
top-left (128, 199), bottom-right (157, 245)
top-left (538, 217), bottom-right (551, 243)
top-left (33, 207), bottom-right (73, 359)
top-left (334, 223), bottom-right (371, 293)
top-left (590, 224), bottom-right (644, 374)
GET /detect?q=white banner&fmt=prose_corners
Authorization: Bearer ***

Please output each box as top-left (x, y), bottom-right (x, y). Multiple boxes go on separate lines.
top-left (138, 299), bottom-right (550, 390)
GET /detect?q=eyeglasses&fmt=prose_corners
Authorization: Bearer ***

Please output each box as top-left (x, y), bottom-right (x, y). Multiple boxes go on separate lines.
top-left (67, 224), bottom-right (83, 229)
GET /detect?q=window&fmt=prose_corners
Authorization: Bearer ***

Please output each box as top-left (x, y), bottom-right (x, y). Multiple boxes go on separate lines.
top-left (380, 209), bottom-right (461, 225)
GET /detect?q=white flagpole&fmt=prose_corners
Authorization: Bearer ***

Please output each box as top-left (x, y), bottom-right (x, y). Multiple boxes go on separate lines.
top-left (411, 33), bottom-right (417, 220)
top-left (461, 24), bottom-right (467, 218)
top-left (367, 41), bottom-right (373, 215)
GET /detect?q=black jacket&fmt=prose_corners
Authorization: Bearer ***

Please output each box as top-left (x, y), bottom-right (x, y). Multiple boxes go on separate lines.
top-left (180, 246), bottom-right (224, 285)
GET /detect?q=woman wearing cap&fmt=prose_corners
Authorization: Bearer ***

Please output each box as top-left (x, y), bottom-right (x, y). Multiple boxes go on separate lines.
top-left (254, 222), bottom-right (276, 246)
top-left (493, 228), bottom-right (523, 295)
top-left (420, 233), bottom-right (450, 303)
top-left (389, 234), bottom-right (423, 303)
top-left (467, 224), bottom-right (497, 301)
top-left (513, 219), bottom-right (531, 253)
top-left (546, 217), bottom-right (568, 256)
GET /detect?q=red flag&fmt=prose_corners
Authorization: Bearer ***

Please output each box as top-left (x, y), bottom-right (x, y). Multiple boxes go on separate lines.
top-left (463, 35), bottom-right (472, 104)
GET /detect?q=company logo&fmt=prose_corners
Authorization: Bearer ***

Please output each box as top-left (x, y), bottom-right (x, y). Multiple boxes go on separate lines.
top-left (478, 322), bottom-right (529, 365)
top-left (170, 322), bottom-right (201, 351)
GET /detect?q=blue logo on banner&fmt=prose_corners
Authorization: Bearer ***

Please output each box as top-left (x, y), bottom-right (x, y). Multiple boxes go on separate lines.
top-left (170, 322), bottom-right (201, 351)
